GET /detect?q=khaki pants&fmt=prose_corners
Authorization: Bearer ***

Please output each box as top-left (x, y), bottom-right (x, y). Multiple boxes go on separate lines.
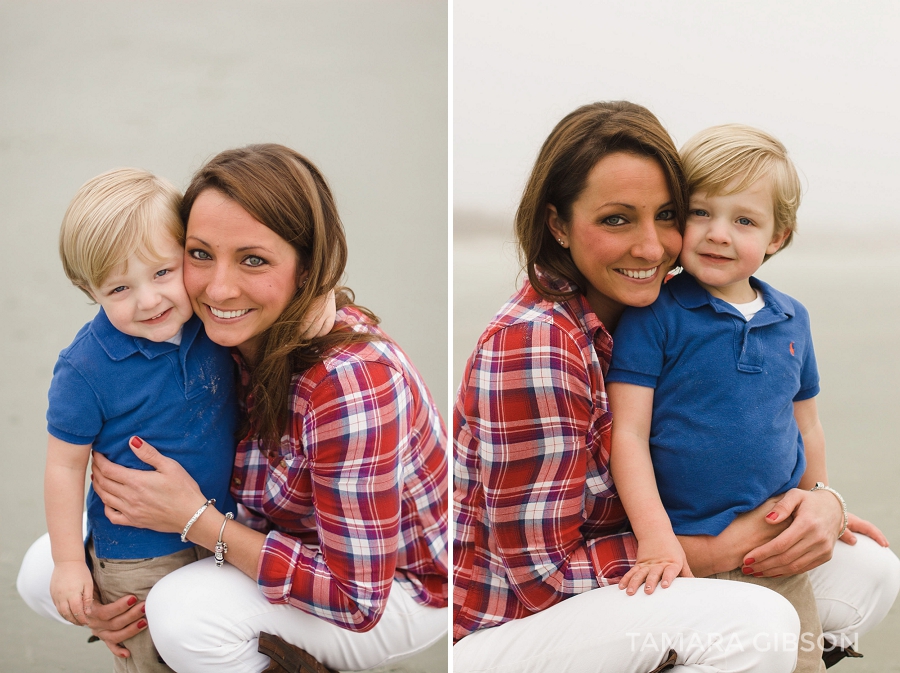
top-left (89, 541), bottom-right (210, 673)
top-left (714, 569), bottom-right (825, 673)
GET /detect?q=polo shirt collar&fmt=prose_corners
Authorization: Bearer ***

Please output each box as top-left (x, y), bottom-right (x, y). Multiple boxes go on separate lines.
top-left (669, 272), bottom-right (794, 319)
top-left (90, 308), bottom-right (202, 362)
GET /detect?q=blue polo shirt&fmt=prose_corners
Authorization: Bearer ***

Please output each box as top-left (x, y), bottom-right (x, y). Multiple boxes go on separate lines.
top-left (606, 272), bottom-right (818, 535)
top-left (47, 309), bottom-right (238, 559)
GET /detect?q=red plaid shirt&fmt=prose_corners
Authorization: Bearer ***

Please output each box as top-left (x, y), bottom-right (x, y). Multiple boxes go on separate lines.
top-left (453, 273), bottom-right (637, 642)
top-left (231, 307), bottom-right (448, 633)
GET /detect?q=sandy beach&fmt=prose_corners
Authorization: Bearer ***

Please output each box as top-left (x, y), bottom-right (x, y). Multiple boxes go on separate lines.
top-left (455, 212), bottom-right (900, 672)
top-left (0, 2), bottom-right (447, 670)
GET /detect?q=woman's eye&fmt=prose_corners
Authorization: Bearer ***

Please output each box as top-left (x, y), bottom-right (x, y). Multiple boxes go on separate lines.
top-left (188, 249), bottom-right (212, 260)
top-left (657, 209), bottom-right (676, 221)
top-left (737, 217), bottom-right (753, 226)
top-left (243, 255), bottom-right (266, 267)
top-left (602, 215), bottom-right (627, 226)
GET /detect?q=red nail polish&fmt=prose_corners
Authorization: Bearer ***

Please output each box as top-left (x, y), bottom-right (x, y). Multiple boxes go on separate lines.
top-left (742, 567), bottom-right (753, 574)
top-left (744, 558), bottom-right (755, 565)
top-left (130, 437), bottom-right (143, 448)
top-left (127, 596), bottom-right (137, 606)
top-left (141, 605), bottom-right (146, 614)
top-left (766, 512), bottom-right (779, 521)
top-left (137, 619), bottom-right (147, 629)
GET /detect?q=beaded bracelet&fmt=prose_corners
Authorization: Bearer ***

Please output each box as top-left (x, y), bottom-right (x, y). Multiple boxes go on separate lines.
top-left (181, 498), bottom-right (215, 543)
top-left (215, 512), bottom-right (234, 568)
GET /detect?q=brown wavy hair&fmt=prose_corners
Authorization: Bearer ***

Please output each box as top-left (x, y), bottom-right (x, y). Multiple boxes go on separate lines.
top-left (516, 101), bottom-right (689, 301)
top-left (181, 144), bottom-right (379, 447)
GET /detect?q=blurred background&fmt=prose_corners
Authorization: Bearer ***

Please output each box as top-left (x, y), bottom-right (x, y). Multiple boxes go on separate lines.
top-left (0, 1), bottom-right (447, 671)
top-left (454, 2), bottom-right (900, 670)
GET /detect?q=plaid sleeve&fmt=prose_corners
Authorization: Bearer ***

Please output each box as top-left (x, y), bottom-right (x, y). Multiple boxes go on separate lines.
top-left (465, 321), bottom-right (635, 613)
top-left (257, 361), bottom-right (404, 632)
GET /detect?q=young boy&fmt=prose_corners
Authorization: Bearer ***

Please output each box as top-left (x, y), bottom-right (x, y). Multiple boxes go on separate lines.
top-left (606, 125), bottom-right (841, 673)
top-left (45, 168), bottom-right (238, 672)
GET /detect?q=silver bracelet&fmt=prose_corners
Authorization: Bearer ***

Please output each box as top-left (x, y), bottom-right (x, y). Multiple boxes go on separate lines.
top-left (810, 482), bottom-right (849, 537)
top-left (181, 499), bottom-right (215, 543)
top-left (215, 512), bottom-right (234, 568)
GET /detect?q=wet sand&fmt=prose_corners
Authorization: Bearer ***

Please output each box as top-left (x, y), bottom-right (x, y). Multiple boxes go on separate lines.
top-left (0, 2), bottom-right (447, 671)
top-left (455, 213), bottom-right (900, 672)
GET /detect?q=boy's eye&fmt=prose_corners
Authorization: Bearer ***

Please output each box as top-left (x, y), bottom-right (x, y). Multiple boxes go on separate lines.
top-left (155, 269), bottom-right (169, 278)
top-left (243, 255), bottom-right (266, 267)
top-left (690, 209), bottom-right (709, 217)
top-left (110, 286), bottom-right (127, 294)
top-left (189, 249), bottom-right (212, 260)
top-left (602, 215), bottom-right (627, 226)
top-left (737, 217), bottom-right (753, 226)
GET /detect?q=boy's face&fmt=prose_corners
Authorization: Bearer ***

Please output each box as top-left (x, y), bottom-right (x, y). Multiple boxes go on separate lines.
top-left (88, 230), bottom-right (193, 342)
top-left (681, 176), bottom-right (789, 303)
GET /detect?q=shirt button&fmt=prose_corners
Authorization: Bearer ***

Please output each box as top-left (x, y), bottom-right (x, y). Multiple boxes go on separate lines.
top-left (280, 459), bottom-right (287, 468)
top-left (232, 477), bottom-right (242, 485)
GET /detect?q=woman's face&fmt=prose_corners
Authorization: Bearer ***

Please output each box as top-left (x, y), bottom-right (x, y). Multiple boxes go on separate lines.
top-left (183, 189), bottom-right (301, 362)
top-left (547, 152), bottom-right (682, 327)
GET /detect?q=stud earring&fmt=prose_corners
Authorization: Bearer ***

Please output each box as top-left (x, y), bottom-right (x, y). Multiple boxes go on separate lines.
top-left (557, 238), bottom-right (566, 247)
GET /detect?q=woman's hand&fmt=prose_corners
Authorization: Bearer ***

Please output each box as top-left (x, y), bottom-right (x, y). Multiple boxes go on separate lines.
top-left (91, 436), bottom-right (207, 534)
top-left (619, 534), bottom-right (693, 595)
top-left (84, 590), bottom-right (148, 659)
top-left (840, 512), bottom-right (890, 547)
top-left (741, 487), bottom-right (844, 577)
top-left (678, 497), bottom-right (791, 577)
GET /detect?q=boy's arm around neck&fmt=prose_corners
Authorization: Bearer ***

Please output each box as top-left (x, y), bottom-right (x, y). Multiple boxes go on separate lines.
top-left (44, 434), bottom-right (93, 624)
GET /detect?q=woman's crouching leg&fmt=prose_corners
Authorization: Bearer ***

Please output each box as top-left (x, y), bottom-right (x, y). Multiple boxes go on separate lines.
top-left (809, 533), bottom-right (900, 650)
top-left (146, 557), bottom-right (448, 673)
top-left (454, 578), bottom-right (800, 673)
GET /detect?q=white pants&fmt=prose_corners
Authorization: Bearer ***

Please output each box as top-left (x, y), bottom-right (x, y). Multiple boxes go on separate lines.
top-left (17, 528), bottom-right (448, 672)
top-left (453, 535), bottom-right (900, 673)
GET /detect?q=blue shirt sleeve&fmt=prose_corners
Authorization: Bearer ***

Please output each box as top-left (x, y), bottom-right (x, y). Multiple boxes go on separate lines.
top-left (47, 355), bottom-right (103, 445)
top-left (606, 304), bottom-right (666, 389)
top-left (794, 303), bottom-right (820, 401)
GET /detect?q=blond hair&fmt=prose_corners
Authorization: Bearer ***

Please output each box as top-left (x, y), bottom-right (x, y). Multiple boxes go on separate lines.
top-left (681, 124), bottom-right (802, 260)
top-left (59, 168), bottom-right (184, 298)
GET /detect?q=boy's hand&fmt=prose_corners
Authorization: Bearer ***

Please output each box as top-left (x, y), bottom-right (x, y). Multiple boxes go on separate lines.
top-left (50, 560), bottom-right (94, 626)
top-left (840, 512), bottom-right (889, 547)
top-left (299, 289), bottom-right (336, 339)
top-left (619, 534), bottom-right (693, 596)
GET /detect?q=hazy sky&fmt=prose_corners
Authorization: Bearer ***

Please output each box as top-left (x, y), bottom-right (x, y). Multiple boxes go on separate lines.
top-left (454, 0), bottom-right (900, 230)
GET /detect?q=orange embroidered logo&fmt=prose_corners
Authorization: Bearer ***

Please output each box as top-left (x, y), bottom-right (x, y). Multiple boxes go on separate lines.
top-left (789, 342), bottom-right (795, 356)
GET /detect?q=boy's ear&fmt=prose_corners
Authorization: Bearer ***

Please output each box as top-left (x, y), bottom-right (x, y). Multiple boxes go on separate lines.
top-left (766, 228), bottom-right (790, 255)
top-left (546, 204), bottom-right (568, 247)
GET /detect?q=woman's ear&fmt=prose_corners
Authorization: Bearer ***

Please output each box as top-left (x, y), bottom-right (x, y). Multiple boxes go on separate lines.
top-left (297, 269), bottom-right (310, 290)
top-left (546, 204), bottom-right (568, 248)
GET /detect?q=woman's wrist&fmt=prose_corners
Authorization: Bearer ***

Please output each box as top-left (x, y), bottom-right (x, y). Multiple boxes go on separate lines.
top-left (809, 482), bottom-right (848, 537)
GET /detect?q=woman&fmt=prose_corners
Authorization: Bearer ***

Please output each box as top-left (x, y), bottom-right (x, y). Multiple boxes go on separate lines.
top-left (453, 101), bottom-right (899, 672)
top-left (40, 144), bottom-right (448, 672)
